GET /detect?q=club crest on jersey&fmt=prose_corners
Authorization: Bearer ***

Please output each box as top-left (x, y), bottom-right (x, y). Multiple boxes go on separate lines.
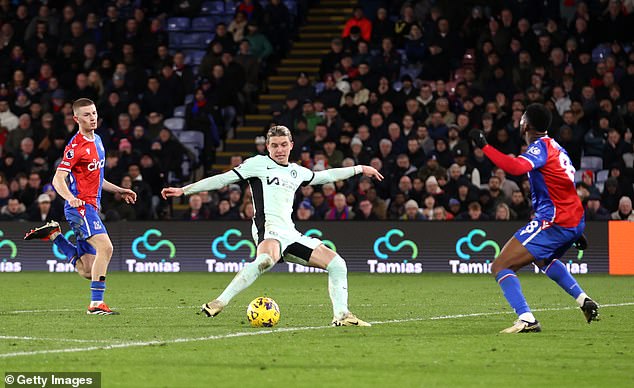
top-left (86, 148), bottom-right (91, 155)
top-left (65, 149), bottom-right (74, 159)
top-left (527, 146), bottom-right (541, 156)
top-left (290, 169), bottom-right (297, 178)
top-left (93, 221), bottom-right (102, 230)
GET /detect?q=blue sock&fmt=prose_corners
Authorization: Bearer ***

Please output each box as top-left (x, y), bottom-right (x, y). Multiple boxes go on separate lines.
top-left (53, 234), bottom-right (79, 265)
top-left (541, 260), bottom-right (584, 299)
top-left (90, 281), bottom-right (105, 303)
top-left (495, 269), bottom-right (531, 315)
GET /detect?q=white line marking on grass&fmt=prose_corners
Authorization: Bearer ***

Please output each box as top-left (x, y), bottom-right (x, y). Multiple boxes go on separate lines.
top-left (0, 336), bottom-right (118, 344)
top-left (1, 302), bottom-right (632, 359)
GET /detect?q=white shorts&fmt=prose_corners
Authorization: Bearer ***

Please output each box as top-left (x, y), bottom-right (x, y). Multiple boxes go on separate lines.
top-left (251, 224), bottom-right (322, 263)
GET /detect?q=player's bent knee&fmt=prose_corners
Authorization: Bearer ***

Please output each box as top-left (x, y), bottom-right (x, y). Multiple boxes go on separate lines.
top-left (254, 253), bottom-right (275, 272)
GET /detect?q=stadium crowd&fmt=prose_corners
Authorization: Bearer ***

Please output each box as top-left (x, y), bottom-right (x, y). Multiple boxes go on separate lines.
top-left (0, 0), bottom-right (633, 223)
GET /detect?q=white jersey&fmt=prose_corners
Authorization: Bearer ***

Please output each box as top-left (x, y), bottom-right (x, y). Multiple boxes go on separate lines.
top-left (232, 155), bottom-right (315, 239)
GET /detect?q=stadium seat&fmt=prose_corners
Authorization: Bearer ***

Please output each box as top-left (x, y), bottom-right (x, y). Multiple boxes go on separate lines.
top-left (185, 49), bottom-right (206, 65)
top-left (595, 182), bottom-right (604, 193)
top-left (225, 1), bottom-right (236, 14)
top-left (284, 0), bottom-right (298, 15)
top-left (173, 105), bottom-right (186, 118)
top-left (596, 169), bottom-right (609, 183)
top-left (192, 17), bottom-right (215, 31)
top-left (574, 169), bottom-right (583, 183)
top-left (166, 17), bottom-right (191, 32)
top-left (169, 32), bottom-right (185, 48)
top-left (201, 1), bottom-right (224, 15)
top-left (177, 131), bottom-right (205, 166)
top-left (184, 94), bottom-right (194, 105)
top-left (164, 117), bottom-right (185, 132)
top-left (580, 156), bottom-right (603, 171)
top-left (623, 153), bottom-right (634, 168)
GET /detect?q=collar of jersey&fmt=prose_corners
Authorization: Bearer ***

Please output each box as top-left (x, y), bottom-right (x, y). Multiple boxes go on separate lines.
top-left (82, 135), bottom-right (96, 142)
top-left (267, 155), bottom-right (289, 167)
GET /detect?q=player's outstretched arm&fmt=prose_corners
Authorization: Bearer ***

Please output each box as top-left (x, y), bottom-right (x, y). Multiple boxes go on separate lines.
top-left (161, 170), bottom-right (241, 199)
top-left (469, 129), bottom-right (533, 176)
top-left (310, 165), bottom-right (383, 185)
top-left (103, 179), bottom-right (137, 204)
top-left (52, 170), bottom-right (84, 208)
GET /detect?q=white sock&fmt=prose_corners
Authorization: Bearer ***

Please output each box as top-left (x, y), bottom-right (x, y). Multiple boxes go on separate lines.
top-left (326, 255), bottom-right (349, 320)
top-left (90, 301), bottom-right (102, 307)
top-left (217, 253), bottom-right (274, 306)
top-left (518, 312), bottom-right (536, 323)
top-left (576, 292), bottom-right (589, 307)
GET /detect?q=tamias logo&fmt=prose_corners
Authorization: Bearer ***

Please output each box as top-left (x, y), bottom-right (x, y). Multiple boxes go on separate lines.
top-left (450, 229), bottom-right (500, 274)
top-left (207, 229), bottom-right (256, 272)
top-left (368, 229), bottom-right (421, 274)
top-left (128, 229), bottom-right (179, 272)
top-left (0, 230), bottom-right (20, 272)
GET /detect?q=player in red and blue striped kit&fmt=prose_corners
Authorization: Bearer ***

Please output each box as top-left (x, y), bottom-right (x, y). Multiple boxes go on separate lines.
top-left (470, 103), bottom-right (599, 333)
top-left (24, 99), bottom-right (137, 315)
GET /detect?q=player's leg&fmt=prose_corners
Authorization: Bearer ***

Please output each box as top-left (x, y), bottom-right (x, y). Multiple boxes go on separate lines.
top-left (491, 236), bottom-right (541, 333)
top-left (306, 243), bottom-right (371, 327)
top-left (75, 253), bottom-right (96, 280)
top-left (539, 258), bottom-right (599, 322)
top-left (85, 232), bottom-right (118, 315)
top-left (24, 221), bottom-right (81, 265)
top-left (201, 238), bottom-right (281, 317)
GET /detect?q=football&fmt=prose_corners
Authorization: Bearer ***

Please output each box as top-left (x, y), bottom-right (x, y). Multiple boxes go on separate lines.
top-left (247, 297), bottom-right (281, 327)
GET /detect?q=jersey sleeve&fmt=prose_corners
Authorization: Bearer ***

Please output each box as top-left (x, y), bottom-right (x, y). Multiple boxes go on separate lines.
top-left (232, 156), bottom-right (262, 180)
top-left (519, 140), bottom-right (548, 170)
top-left (298, 165), bottom-right (315, 186)
top-left (57, 144), bottom-right (79, 173)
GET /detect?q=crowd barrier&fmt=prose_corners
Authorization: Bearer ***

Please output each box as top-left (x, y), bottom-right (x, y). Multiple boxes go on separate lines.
top-left (2, 221), bottom-right (627, 274)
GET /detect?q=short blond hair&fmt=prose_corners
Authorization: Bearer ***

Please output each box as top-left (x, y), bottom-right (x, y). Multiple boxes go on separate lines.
top-left (72, 98), bottom-right (95, 115)
top-left (266, 125), bottom-right (292, 143)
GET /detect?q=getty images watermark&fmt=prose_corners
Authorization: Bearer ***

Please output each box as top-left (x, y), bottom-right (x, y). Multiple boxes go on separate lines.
top-left (5, 373), bottom-right (100, 388)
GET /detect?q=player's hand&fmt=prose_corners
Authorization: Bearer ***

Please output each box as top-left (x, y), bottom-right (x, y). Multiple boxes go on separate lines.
top-left (68, 197), bottom-right (85, 208)
top-left (573, 234), bottom-right (588, 251)
top-left (361, 166), bottom-right (384, 181)
top-left (161, 187), bottom-right (184, 199)
top-left (469, 129), bottom-right (488, 148)
top-left (120, 188), bottom-right (137, 204)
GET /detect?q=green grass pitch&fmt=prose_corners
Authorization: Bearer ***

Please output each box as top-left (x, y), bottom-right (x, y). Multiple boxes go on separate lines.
top-left (1, 273), bottom-right (633, 387)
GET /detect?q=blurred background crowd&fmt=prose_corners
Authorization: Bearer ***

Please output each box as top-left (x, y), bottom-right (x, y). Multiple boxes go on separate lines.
top-left (0, 0), bottom-right (633, 223)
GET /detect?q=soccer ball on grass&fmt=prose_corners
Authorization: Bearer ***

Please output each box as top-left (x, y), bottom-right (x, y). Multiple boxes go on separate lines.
top-left (247, 297), bottom-right (280, 327)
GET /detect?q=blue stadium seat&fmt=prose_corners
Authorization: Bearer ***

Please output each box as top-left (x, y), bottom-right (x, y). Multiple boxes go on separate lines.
top-left (184, 94), bottom-right (194, 105)
top-left (173, 105), bottom-right (186, 118)
top-left (166, 17), bottom-right (190, 32)
top-left (225, 1), bottom-right (236, 14)
top-left (169, 32), bottom-right (185, 48)
top-left (184, 49), bottom-right (206, 66)
top-left (192, 17), bottom-right (216, 31)
top-left (180, 33), bottom-right (214, 48)
top-left (580, 156), bottom-right (603, 171)
top-left (574, 170), bottom-right (584, 183)
top-left (283, 0), bottom-right (298, 15)
top-left (164, 117), bottom-right (185, 132)
top-left (201, 1), bottom-right (224, 15)
top-left (177, 131), bottom-right (205, 163)
top-left (596, 169), bottom-right (609, 183)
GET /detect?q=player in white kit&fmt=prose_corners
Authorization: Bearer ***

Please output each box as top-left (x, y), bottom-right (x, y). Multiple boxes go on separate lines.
top-left (162, 125), bottom-right (383, 326)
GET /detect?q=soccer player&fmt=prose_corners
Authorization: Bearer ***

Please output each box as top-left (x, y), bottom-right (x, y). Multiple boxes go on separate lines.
top-left (469, 103), bottom-right (599, 333)
top-left (24, 98), bottom-right (137, 315)
top-left (162, 125), bottom-right (383, 326)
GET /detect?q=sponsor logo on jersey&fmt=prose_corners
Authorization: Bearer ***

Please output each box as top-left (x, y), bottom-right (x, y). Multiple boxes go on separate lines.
top-left (87, 158), bottom-right (105, 171)
top-left (527, 146), bottom-right (541, 156)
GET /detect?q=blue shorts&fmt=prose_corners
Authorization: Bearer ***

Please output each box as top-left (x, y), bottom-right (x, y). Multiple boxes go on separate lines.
top-left (514, 219), bottom-right (585, 263)
top-left (64, 204), bottom-right (106, 257)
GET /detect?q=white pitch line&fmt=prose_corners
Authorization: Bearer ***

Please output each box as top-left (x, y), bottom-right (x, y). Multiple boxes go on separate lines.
top-left (0, 336), bottom-right (118, 344)
top-left (1, 302), bottom-right (632, 359)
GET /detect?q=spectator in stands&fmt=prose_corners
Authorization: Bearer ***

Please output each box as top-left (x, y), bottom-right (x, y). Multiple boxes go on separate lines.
top-left (0, 197), bottom-right (27, 221)
top-left (0, 98), bottom-right (19, 131)
top-left (142, 76), bottom-right (172, 117)
top-left (585, 193), bottom-right (610, 221)
top-left (229, 12), bottom-right (249, 44)
top-left (612, 196), bottom-right (634, 221)
top-left (211, 23), bottom-right (235, 53)
top-left (27, 192), bottom-right (59, 222)
top-left (342, 7), bottom-right (372, 43)
top-left (296, 199), bottom-right (316, 221)
top-left (263, 0), bottom-right (291, 56)
top-left (494, 203), bottom-right (513, 221)
top-left (183, 193), bottom-right (210, 221)
top-left (401, 199), bottom-right (425, 221)
top-left (245, 21), bottom-right (272, 63)
top-left (457, 201), bottom-right (490, 221)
